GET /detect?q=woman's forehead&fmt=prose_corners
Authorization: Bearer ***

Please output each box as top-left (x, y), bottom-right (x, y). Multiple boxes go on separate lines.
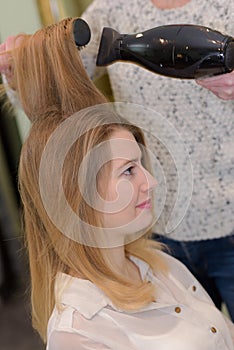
top-left (108, 129), bottom-right (142, 161)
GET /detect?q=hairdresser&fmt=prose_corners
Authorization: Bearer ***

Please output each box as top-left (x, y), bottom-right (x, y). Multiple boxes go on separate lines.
top-left (79, 0), bottom-right (234, 321)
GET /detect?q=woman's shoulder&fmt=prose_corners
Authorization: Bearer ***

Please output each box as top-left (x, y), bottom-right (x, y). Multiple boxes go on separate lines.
top-left (156, 250), bottom-right (214, 302)
top-left (157, 249), bottom-right (197, 282)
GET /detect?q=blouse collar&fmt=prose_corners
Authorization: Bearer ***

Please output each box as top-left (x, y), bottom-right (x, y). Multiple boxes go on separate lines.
top-left (55, 256), bottom-right (151, 319)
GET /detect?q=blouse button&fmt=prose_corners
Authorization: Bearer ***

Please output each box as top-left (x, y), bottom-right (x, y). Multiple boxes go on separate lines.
top-left (175, 306), bottom-right (181, 313)
top-left (210, 327), bottom-right (217, 333)
top-left (192, 285), bottom-right (196, 292)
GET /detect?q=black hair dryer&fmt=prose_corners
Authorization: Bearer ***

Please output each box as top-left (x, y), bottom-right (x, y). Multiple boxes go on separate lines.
top-left (96, 24), bottom-right (234, 79)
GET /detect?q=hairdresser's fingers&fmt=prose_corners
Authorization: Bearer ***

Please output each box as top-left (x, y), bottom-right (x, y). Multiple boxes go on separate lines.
top-left (0, 42), bottom-right (10, 73)
top-left (0, 36), bottom-right (16, 74)
top-left (196, 75), bottom-right (222, 85)
top-left (196, 71), bottom-right (234, 100)
top-left (5, 35), bottom-right (24, 51)
top-left (209, 88), bottom-right (233, 100)
top-left (196, 71), bottom-right (234, 87)
top-left (0, 35), bottom-right (24, 80)
top-left (0, 42), bottom-right (6, 53)
top-left (196, 84), bottom-right (234, 100)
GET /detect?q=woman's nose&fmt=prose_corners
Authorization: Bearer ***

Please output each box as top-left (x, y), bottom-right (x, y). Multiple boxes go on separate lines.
top-left (140, 167), bottom-right (157, 192)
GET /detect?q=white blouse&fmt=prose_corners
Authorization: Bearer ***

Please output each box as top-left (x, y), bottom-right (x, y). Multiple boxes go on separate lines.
top-left (46, 251), bottom-right (234, 349)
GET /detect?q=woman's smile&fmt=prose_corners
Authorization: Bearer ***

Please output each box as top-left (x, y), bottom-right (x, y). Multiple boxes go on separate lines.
top-left (136, 198), bottom-right (152, 210)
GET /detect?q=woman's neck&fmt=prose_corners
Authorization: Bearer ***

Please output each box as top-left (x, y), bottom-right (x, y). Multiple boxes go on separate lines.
top-left (151, 0), bottom-right (191, 9)
top-left (103, 246), bottom-right (143, 283)
top-left (70, 246), bottom-right (142, 283)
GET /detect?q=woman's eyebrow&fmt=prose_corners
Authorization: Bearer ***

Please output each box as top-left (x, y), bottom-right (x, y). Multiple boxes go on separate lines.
top-left (116, 155), bottom-right (142, 171)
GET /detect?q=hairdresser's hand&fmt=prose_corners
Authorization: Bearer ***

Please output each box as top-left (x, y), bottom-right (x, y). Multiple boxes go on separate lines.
top-left (0, 35), bottom-right (23, 79)
top-left (196, 70), bottom-right (234, 100)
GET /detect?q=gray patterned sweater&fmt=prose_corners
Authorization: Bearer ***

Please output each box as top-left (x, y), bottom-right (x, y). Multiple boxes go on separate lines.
top-left (81, 0), bottom-right (234, 241)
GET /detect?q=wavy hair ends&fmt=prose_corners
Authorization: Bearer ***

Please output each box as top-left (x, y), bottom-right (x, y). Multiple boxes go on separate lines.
top-left (8, 17), bottom-right (107, 121)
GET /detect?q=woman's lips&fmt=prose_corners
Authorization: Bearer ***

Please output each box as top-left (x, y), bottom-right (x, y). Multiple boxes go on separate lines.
top-left (136, 199), bottom-right (152, 209)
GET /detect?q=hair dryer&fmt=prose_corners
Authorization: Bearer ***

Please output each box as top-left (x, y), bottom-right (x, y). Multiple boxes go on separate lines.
top-left (96, 24), bottom-right (234, 79)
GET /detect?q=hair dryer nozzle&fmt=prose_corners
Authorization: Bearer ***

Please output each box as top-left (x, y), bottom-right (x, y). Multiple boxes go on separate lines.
top-left (225, 41), bottom-right (234, 70)
top-left (73, 18), bottom-right (91, 48)
top-left (96, 27), bottom-right (122, 66)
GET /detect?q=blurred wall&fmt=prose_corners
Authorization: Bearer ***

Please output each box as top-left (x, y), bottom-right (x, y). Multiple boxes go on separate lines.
top-left (0, 1), bottom-right (42, 296)
top-left (0, 0), bottom-right (42, 216)
top-left (0, 0), bottom-right (42, 141)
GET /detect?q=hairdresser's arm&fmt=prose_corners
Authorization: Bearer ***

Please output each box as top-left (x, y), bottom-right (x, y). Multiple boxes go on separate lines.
top-left (196, 70), bottom-right (234, 100)
top-left (48, 330), bottom-right (111, 350)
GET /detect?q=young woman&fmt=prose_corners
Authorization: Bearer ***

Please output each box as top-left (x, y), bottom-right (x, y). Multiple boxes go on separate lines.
top-left (0, 17), bottom-right (233, 350)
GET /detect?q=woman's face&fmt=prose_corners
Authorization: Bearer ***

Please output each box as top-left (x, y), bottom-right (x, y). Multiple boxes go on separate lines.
top-left (99, 128), bottom-right (157, 234)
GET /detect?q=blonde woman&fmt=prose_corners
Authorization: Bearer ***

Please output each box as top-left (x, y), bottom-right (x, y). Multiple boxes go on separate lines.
top-left (0, 17), bottom-right (234, 350)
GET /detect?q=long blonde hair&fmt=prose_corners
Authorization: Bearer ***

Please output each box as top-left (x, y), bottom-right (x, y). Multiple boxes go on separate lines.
top-left (3, 18), bottom-right (166, 342)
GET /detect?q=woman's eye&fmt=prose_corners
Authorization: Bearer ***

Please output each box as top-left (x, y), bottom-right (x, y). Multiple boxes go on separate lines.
top-left (123, 166), bottom-right (135, 176)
